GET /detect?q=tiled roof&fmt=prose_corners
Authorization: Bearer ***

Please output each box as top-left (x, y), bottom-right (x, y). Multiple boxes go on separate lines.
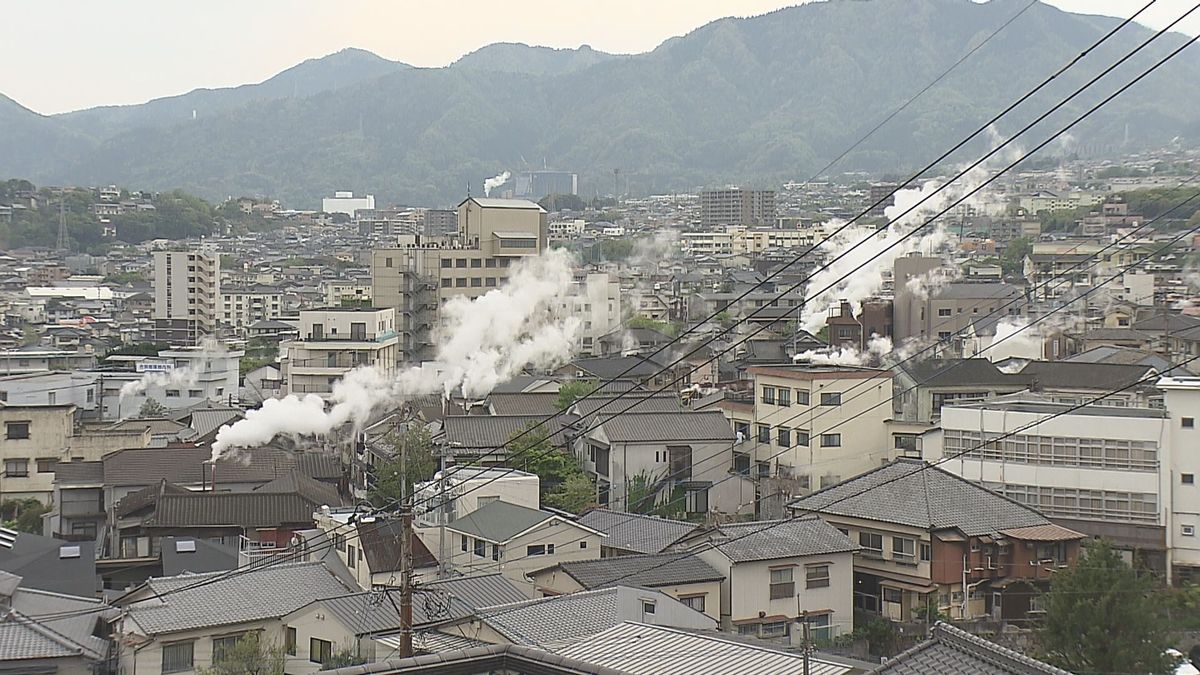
top-left (254, 468), bottom-right (344, 507)
top-left (789, 459), bottom-right (1050, 536)
top-left (356, 519), bottom-right (437, 573)
top-left (598, 411), bottom-right (735, 443)
top-left (102, 445), bottom-right (340, 486)
top-left (421, 572), bottom-right (529, 609)
top-left (1017, 361), bottom-right (1156, 390)
top-left (701, 516), bottom-right (857, 562)
top-left (568, 355), bottom-right (664, 379)
top-left (440, 415), bottom-right (569, 454)
top-left (446, 501), bottom-right (555, 543)
top-left (122, 561), bottom-right (350, 635)
top-left (901, 358), bottom-right (1027, 388)
top-left (871, 622), bottom-right (1072, 674)
top-left (486, 393), bottom-right (561, 416)
top-left (570, 394), bottom-right (687, 423)
top-left (558, 553), bottom-right (724, 589)
top-left (52, 460), bottom-right (103, 484)
top-left (5, 586), bottom-right (115, 661)
top-left (143, 492), bottom-right (318, 528)
top-left (0, 618), bottom-right (80, 661)
top-left (476, 587), bottom-right (627, 647)
top-left (115, 480), bottom-right (191, 517)
top-left (998, 524), bottom-right (1085, 542)
top-left (577, 509), bottom-right (698, 554)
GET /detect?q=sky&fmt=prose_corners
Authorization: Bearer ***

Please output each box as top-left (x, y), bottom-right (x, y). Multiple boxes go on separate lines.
top-left (3, 0), bottom-right (1198, 115)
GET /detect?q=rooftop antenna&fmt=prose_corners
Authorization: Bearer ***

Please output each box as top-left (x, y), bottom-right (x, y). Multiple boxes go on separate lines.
top-left (56, 192), bottom-right (68, 251)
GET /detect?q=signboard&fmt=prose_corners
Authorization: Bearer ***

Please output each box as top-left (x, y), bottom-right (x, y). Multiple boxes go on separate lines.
top-left (135, 359), bottom-right (174, 373)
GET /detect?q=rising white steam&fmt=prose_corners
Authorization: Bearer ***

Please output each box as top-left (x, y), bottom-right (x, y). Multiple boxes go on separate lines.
top-left (483, 171), bottom-right (511, 197)
top-left (210, 250), bottom-right (581, 461)
top-left (977, 317), bottom-right (1043, 363)
top-left (793, 335), bottom-right (893, 367)
top-left (118, 338), bottom-right (225, 405)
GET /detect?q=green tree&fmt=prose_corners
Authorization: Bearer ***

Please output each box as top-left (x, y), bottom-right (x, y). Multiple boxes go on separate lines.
top-left (1036, 539), bottom-right (1175, 674)
top-left (626, 315), bottom-right (680, 337)
top-left (555, 379), bottom-right (599, 410)
top-left (1000, 236), bottom-right (1032, 276)
top-left (138, 399), bottom-right (167, 418)
top-left (545, 472), bottom-right (596, 513)
top-left (0, 498), bottom-right (50, 534)
top-left (626, 470), bottom-right (662, 514)
top-left (367, 425), bottom-right (438, 507)
top-left (198, 633), bottom-right (285, 675)
top-left (538, 193), bottom-right (586, 212)
top-left (509, 425), bottom-right (595, 512)
top-left (322, 647), bottom-right (367, 668)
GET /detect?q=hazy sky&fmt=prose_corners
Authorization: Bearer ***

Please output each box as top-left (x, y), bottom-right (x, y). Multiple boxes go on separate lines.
top-left (4, 0), bottom-right (1198, 115)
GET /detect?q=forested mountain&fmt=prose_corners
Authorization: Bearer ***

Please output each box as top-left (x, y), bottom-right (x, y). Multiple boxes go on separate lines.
top-left (3, 0), bottom-right (1199, 207)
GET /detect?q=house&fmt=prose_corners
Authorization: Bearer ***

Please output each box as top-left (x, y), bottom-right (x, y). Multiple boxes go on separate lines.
top-left (789, 459), bottom-right (1084, 623)
top-left (443, 500), bottom-right (603, 581)
top-left (112, 561), bottom-right (352, 675)
top-left (435, 415), bottom-right (570, 465)
top-left (528, 553), bottom-right (725, 622)
top-left (412, 467), bottom-right (540, 527)
top-left (871, 621), bottom-right (1071, 674)
top-left (0, 530), bottom-right (99, 597)
top-left (0, 570), bottom-right (115, 674)
top-left (313, 509), bottom-right (439, 590)
top-left (578, 410), bottom-right (754, 517)
top-left (575, 509), bottom-right (700, 556)
top-left (674, 516), bottom-right (857, 642)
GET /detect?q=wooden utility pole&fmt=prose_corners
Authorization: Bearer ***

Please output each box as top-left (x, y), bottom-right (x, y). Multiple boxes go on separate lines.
top-left (398, 417), bottom-right (414, 658)
top-left (801, 610), bottom-right (811, 675)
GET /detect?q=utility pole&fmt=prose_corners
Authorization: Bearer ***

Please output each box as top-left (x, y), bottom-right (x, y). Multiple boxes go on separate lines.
top-left (801, 610), bottom-right (811, 675)
top-left (397, 416), bottom-right (414, 658)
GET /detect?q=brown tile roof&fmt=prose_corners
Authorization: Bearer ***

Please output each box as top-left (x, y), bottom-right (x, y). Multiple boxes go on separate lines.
top-left (998, 524), bottom-right (1085, 542)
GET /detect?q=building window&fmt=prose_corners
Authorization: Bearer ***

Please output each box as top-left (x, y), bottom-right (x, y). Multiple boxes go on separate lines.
top-left (807, 613), bottom-right (832, 641)
top-left (5, 421), bottom-right (29, 440)
top-left (1184, 525), bottom-right (1196, 537)
top-left (859, 532), bottom-right (883, 555)
top-left (188, 389), bottom-right (203, 398)
top-left (642, 600), bottom-right (656, 615)
top-left (805, 565), bottom-right (830, 589)
top-left (769, 567), bottom-right (794, 599)
top-left (580, 541), bottom-right (588, 549)
top-left (938, 308), bottom-right (952, 317)
top-left (455, 278), bottom-right (467, 288)
top-left (4, 459), bottom-right (28, 478)
top-left (166, 389), bottom-right (180, 398)
top-left (35, 457), bottom-right (57, 473)
top-left (778, 388), bottom-right (791, 407)
top-left (492, 543), bottom-right (500, 561)
top-left (461, 535), bottom-right (467, 552)
top-left (679, 594), bottom-right (706, 612)
top-left (485, 277), bottom-right (497, 287)
top-left (1184, 474), bottom-right (1195, 485)
top-left (212, 634), bottom-right (243, 664)
top-left (892, 536), bottom-right (916, 564)
top-left (334, 533), bottom-right (345, 551)
top-left (347, 544), bottom-right (356, 569)
top-left (883, 588), bottom-right (903, 605)
top-left (777, 427), bottom-right (791, 447)
top-left (310, 638), bottom-right (333, 664)
top-left (474, 538), bottom-right (486, 557)
top-left (820, 392), bottom-right (841, 406)
top-left (286, 627), bottom-right (297, 655)
top-left (485, 258), bottom-right (497, 268)
top-left (795, 389), bottom-right (810, 406)
top-left (757, 424), bottom-right (771, 444)
top-left (761, 621), bottom-right (789, 638)
top-left (455, 259), bottom-right (467, 268)
top-left (820, 433), bottom-right (841, 447)
top-left (1184, 417), bottom-right (1195, 428)
top-left (441, 278), bottom-right (451, 288)
top-left (441, 259), bottom-right (452, 268)
top-left (527, 544), bottom-right (548, 556)
top-left (162, 641), bottom-right (194, 673)
top-left (761, 386), bottom-right (775, 405)
top-left (920, 542), bottom-right (932, 562)
top-left (795, 430), bottom-right (810, 447)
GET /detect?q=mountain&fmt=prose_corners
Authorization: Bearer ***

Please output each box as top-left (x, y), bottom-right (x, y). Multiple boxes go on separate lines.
top-left (0, 95), bottom-right (94, 179)
top-left (452, 43), bottom-right (619, 75)
top-left (3, 0), bottom-right (1200, 207)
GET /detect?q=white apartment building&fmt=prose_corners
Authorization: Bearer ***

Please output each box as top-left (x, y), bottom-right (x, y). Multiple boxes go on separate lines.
top-left (282, 307), bottom-right (398, 396)
top-left (548, 218), bottom-right (585, 243)
top-left (321, 190), bottom-right (375, 216)
top-left (567, 272), bottom-right (623, 356)
top-left (220, 285), bottom-right (283, 335)
top-left (102, 347), bottom-right (243, 420)
top-left (926, 391), bottom-right (1200, 583)
top-left (722, 365), bottom-right (895, 491)
top-left (153, 250), bottom-right (220, 340)
top-left (323, 280), bottom-right (373, 307)
top-left (681, 230), bottom-right (735, 256)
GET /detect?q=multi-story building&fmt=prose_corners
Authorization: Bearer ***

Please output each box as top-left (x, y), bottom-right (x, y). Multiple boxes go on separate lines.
top-left (101, 346), bottom-right (243, 420)
top-left (220, 284), bottom-right (283, 335)
top-left (282, 307), bottom-right (399, 397)
top-left (895, 281), bottom-right (1027, 345)
top-left (323, 281), bottom-right (373, 307)
top-left (371, 197), bottom-right (547, 362)
top-left (152, 250), bottom-right (220, 345)
top-left (567, 272), bottom-right (622, 356)
top-left (700, 189), bottom-right (776, 228)
top-left (321, 190), bottom-right (375, 216)
top-left (721, 364), bottom-right (894, 492)
top-left (423, 209), bottom-right (459, 235)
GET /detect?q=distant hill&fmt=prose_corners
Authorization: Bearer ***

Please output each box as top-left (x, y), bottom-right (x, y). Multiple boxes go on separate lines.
top-left (3, 0), bottom-right (1200, 207)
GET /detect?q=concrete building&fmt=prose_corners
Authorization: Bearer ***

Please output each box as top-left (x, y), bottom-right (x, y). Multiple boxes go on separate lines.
top-left (101, 346), bottom-right (243, 420)
top-left (323, 281), bottom-right (373, 307)
top-left (220, 284), bottom-right (283, 335)
top-left (282, 307), bottom-right (398, 397)
top-left (700, 189), bottom-right (776, 228)
top-left (153, 250), bottom-right (220, 344)
top-left (442, 501), bottom-right (603, 582)
top-left (1157, 376), bottom-right (1200, 583)
top-left (567, 272), bottom-right (623, 356)
top-left (322, 190), bottom-right (375, 216)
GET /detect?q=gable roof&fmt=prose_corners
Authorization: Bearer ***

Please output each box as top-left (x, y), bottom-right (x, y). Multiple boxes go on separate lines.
top-left (1017, 360), bottom-right (1156, 391)
top-left (445, 501), bottom-right (557, 543)
top-left (577, 509), bottom-right (698, 554)
top-left (871, 621), bottom-right (1072, 674)
top-left (788, 459), bottom-right (1050, 536)
top-left (486, 392), bottom-right (561, 416)
top-left (143, 492), bottom-right (318, 529)
top-left (1, 586), bottom-right (114, 662)
top-left (697, 515), bottom-right (857, 562)
top-left (440, 415), bottom-right (569, 453)
top-left (356, 519), bottom-right (437, 573)
top-left (102, 445), bottom-right (341, 486)
top-left (597, 411), bottom-right (735, 443)
top-left (254, 468), bottom-right (344, 507)
top-left (0, 532), bottom-right (98, 597)
top-left (556, 552), bottom-right (725, 589)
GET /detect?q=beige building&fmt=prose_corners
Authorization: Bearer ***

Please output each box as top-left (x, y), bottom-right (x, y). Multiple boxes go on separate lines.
top-left (700, 188), bottom-right (776, 228)
top-left (282, 308), bottom-right (398, 397)
top-left (323, 281), bottom-right (372, 307)
top-left (442, 501), bottom-right (602, 582)
top-left (153, 250), bottom-right (220, 343)
top-left (220, 285), bottom-right (283, 335)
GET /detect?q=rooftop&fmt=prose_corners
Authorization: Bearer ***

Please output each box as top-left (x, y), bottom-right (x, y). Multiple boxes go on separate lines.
top-left (871, 621), bottom-right (1071, 674)
top-left (696, 515), bottom-right (857, 562)
top-left (446, 500), bottom-right (558, 543)
top-left (556, 552), bottom-right (725, 589)
top-left (577, 509), bottom-right (699, 554)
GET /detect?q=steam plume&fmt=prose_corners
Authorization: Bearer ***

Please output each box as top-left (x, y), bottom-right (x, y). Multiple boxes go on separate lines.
top-left (118, 338), bottom-right (226, 410)
top-left (483, 171), bottom-right (511, 197)
top-left (793, 335), bottom-right (893, 367)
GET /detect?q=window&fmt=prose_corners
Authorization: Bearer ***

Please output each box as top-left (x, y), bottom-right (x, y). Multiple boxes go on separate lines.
top-left (685, 486), bottom-right (708, 515)
top-left (47, 392), bottom-right (55, 405)
top-left (761, 621), bottom-right (789, 638)
top-left (820, 433), bottom-right (841, 447)
top-left (188, 389), bottom-right (203, 398)
top-left (1184, 417), bottom-right (1195, 428)
top-left (485, 277), bottom-right (497, 287)
top-left (807, 613), bottom-right (832, 641)
top-left (679, 594), bottom-right (706, 612)
top-left (441, 259), bottom-right (452, 268)
top-left (642, 600), bottom-right (656, 615)
top-left (485, 258), bottom-right (497, 268)
top-left (806, 565), bottom-right (830, 589)
top-left (310, 638), bottom-right (333, 664)
top-left (470, 277), bottom-right (482, 287)
top-left (883, 588), bottom-right (903, 604)
top-left (166, 389), bottom-right (181, 398)
top-left (761, 386), bottom-right (775, 405)
top-left (820, 392), bottom-right (841, 406)
top-left (461, 535), bottom-right (468, 552)
top-left (334, 533), bottom-right (345, 551)
top-left (455, 259), bottom-right (467, 268)
top-left (769, 567), bottom-right (794, 599)
top-left (757, 424), bottom-right (771, 444)
top-left (474, 538), bottom-right (486, 557)
top-left (892, 536), bottom-right (916, 563)
top-left (795, 389), bottom-right (810, 406)
top-left (492, 543), bottom-right (500, 561)
top-left (5, 421), bottom-right (29, 440)
top-left (859, 532), bottom-right (883, 555)
top-left (1184, 474), bottom-right (1195, 485)
top-left (778, 388), bottom-right (791, 407)
top-left (795, 430), bottom-right (810, 446)
top-left (4, 459), bottom-right (28, 478)
top-left (286, 627), bottom-right (297, 655)
top-left (777, 427), bottom-right (791, 447)
top-left (441, 278), bottom-right (451, 288)
top-left (527, 544), bottom-right (548, 556)
top-left (212, 634), bottom-right (243, 664)
top-left (938, 331), bottom-right (952, 340)
top-left (735, 422), bottom-right (749, 440)
top-left (938, 308), bottom-right (952, 317)
top-left (455, 278), bottom-right (467, 288)
top-left (580, 541), bottom-right (588, 549)
top-left (920, 542), bottom-right (932, 562)
top-left (347, 544), bottom-right (356, 569)
top-left (36, 457), bottom-right (57, 473)
top-left (162, 641), bottom-right (194, 673)
top-left (1184, 525), bottom-right (1196, 537)
top-left (470, 258), bottom-right (482, 268)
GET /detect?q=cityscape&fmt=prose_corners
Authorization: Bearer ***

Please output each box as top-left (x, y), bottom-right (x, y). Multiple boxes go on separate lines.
top-left (2, 1), bottom-right (1200, 674)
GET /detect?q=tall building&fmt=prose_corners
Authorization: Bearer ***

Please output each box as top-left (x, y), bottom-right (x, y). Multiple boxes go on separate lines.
top-left (321, 191), bottom-right (375, 217)
top-left (371, 197), bottom-right (548, 362)
top-left (515, 170), bottom-right (579, 200)
top-left (153, 250), bottom-right (220, 345)
top-left (282, 307), bottom-right (399, 397)
top-left (700, 188), bottom-right (776, 228)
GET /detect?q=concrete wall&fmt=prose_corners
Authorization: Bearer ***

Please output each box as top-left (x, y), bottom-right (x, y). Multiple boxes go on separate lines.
top-left (446, 519), bottom-right (600, 582)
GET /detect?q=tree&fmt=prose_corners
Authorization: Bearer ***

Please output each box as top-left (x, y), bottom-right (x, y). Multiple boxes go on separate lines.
top-left (626, 470), bottom-right (662, 514)
top-left (197, 633), bottom-right (284, 675)
top-left (367, 425), bottom-right (438, 507)
top-left (321, 648), bottom-right (367, 668)
top-left (555, 379), bottom-right (599, 410)
top-left (138, 399), bottom-right (167, 418)
top-left (545, 472), bottom-right (596, 513)
top-left (1036, 539), bottom-right (1176, 674)
top-left (1000, 236), bottom-right (1032, 276)
top-left (509, 425), bottom-right (595, 512)
top-left (0, 498), bottom-right (50, 534)
top-left (538, 193), bottom-right (586, 212)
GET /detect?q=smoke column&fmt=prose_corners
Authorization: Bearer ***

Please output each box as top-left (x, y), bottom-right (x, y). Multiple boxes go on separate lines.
top-left (118, 338), bottom-right (226, 411)
top-left (483, 171), bottom-right (511, 197)
top-left (210, 250), bottom-right (581, 461)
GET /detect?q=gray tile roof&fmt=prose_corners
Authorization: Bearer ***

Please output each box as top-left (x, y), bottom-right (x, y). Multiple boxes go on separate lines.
top-left (901, 358), bottom-right (1027, 388)
top-left (569, 355), bottom-right (664, 379)
top-left (476, 587), bottom-right (624, 646)
top-left (144, 492), bottom-right (319, 529)
top-left (0, 618), bottom-right (80, 661)
top-left (102, 445), bottom-right (341, 486)
top-left (254, 468), bottom-right (345, 507)
top-left (1017, 361), bottom-right (1156, 391)
top-left (871, 622), bottom-right (1073, 674)
top-left (559, 622), bottom-right (852, 675)
top-left (570, 394), bottom-right (687, 423)
top-left (577, 509), bottom-right (698, 554)
top-left (6, 586), bottom-right (115, 661)
top-left (486, 393), bottom-right (561, 416)
top-left (558, 553), bottom-right (724, 589)
top-left (698, 516), bottom-right (857, 562)
top-left (121, 561), bottom-right (350, 635)
top-left (52, 460), bottom-right (103, 484)
top-left (446, 501), bottom-right (554, 543)
top-left (440, 415), bottom-right (569, 454)
top-left (598, 411), bottom-right (735, 443)
top-left (789, 459), bottom-right (1050, 536)
top-left (422, 572), bottom-right (529, 609)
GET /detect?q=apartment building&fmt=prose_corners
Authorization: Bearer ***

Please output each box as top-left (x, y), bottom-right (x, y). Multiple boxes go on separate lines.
top-left (567, 272), bottom-right (623, 356)
top-left (371, 197), bottom-right (547, 362)
top-left (323, 280), bottom-right (373, 307)
top-left (220, 284), bottom-right (283, 335)
top-left (722, 364), bottom-right (894, 491)
top-left (282, 307), bottom-right (399, 396)
top-left (101, 347), bottom-right (243, 420)
top-left (700, 189), bottom-right (775, 228)
top-left (152, 250), bottom-right (220, 344)
top-left (895, 281), bottom-right (1027, 344)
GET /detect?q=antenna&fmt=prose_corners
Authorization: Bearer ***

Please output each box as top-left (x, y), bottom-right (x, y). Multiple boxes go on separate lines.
top-left (56, 192), bottom-right (69, 251)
